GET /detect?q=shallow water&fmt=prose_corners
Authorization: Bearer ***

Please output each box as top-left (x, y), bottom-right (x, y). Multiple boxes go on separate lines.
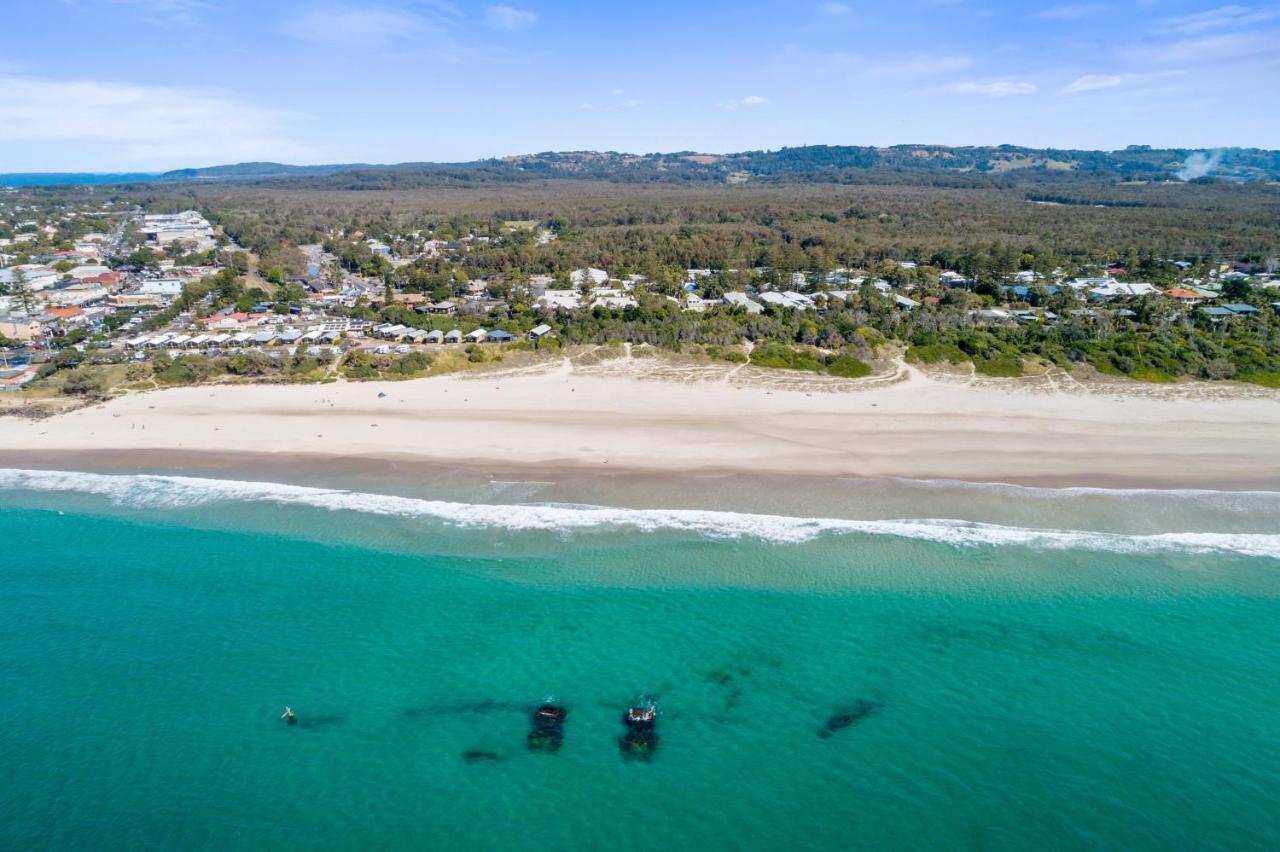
top-left (2, 469), bottom-right (1279, 850)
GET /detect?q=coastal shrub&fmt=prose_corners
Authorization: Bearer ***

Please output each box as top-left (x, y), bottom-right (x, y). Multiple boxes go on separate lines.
top-left (826, 354), bottom-right (872, 378)
top-left (1130, 368), bottom-right (1177, 383)
top-left (156, 359), bottom-right (200, 385)
top-left (856, 326), bottom-right (887, 348)
top-left (227, 351), bottom-right (277, 376)
top-left (61, 368), bottom-right (107, 397)
top-left (342, 351), bottom-right (379, 379)
top-left (124, 362), bottom-right (152, 382)
top-left (1239, 371), bottom-right (1280, 388)
top-left (720, 351), bottom-right (747, 364)
top-left (1201, 358), bottom-right (1236, 380)
top-left (906, 343), bottom-right (967, 365)
top-left (750, 343), bottom-right (825, 373)
top-left (392, 351), bottom-right (433, 375)
top-left (289, 356), bottom-right (321, 376)
top-left (974, 355), bottom-right (1023, 377)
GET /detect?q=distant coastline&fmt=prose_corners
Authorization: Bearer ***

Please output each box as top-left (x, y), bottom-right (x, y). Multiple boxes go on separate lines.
top-left (0, 172), bottom-right (160, 187)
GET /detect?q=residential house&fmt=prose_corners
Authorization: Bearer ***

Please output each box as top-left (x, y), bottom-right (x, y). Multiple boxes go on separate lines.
top-left (537, 290), bottom-right (582, 310)
top-left (569, 268), bottom-right (609, 288)
top-left (1164, 288), bottom-right (1204, 304)
top-left (722, 292), bottom-right (764, 314)
top-left (1089, 282), bottom-right (1159, 299)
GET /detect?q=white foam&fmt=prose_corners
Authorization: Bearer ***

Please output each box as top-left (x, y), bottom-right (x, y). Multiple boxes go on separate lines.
top-left (2, 467), bottom-right (1278, 559)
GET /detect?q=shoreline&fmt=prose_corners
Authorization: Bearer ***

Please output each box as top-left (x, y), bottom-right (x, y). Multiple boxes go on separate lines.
top-left (2, 446), bottom-right (1280, 494)
top-left (2, 359), bottom-right (1278, 492)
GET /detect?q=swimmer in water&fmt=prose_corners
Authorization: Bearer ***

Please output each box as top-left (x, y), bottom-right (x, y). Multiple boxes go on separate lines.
top-left (281, 706), bottom-right (296, 724)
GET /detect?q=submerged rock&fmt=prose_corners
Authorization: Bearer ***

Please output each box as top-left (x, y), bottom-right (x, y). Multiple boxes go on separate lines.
top-left (818, 699), bottom-right (881, 738)
top-left (462, 749), bottom-right (501, 763)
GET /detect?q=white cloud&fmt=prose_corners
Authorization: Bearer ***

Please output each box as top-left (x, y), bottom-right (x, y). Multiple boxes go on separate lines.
top-left (870, 54), bottom-right (972, 78)
top-left (578, 102), bottom-right (598, 110)
top-left (1155, 4), bottom-right (1279, 34)
top-left (953, 80), bottom-right (1037, 97)
top-left (283, 7), bottom-right (447, 48)
top-left (1060, 73), bottom-right (1123, 93)
top-left (0, 75), bottom-right (313, 168)
top-left (1126, 29), bottom-right (1278, 64)
top-left (717, 95), bottom-right (769, 110)
top-left (621, 99), bottom-right (644, 108)
top-left (1036, 3), bottom-right (1106, 20)
top-left (485, 5), bottom-right (538, 31)
top-left (107, 0), bottom-right (210, 26)
top-left (819, 2), bottom-right (852, 15)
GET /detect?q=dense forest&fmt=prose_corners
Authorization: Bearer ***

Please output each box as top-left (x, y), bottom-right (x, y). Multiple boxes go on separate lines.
top-left (15, 166), bottom-right (1280, 390)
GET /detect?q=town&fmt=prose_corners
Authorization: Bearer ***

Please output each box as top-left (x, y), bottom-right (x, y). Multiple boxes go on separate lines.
top-left (2, 189), bottom-right (1279, 398)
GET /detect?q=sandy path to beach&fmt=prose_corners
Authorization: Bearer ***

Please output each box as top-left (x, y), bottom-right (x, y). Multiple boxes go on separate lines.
top-left (2, 355), bottom-right (1278, 489)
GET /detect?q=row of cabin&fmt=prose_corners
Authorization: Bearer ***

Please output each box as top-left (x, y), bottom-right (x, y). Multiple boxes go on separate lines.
top-left (124, 328), bottom-right (342, 351)
top-left (373, 324), bottom-right (516, 344)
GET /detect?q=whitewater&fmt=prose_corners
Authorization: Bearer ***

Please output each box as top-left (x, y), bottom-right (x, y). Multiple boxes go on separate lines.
top-left (3, 467), bottom-right (1279, 559)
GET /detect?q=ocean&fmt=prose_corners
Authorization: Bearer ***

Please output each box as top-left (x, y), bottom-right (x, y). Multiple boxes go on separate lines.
top-left (2, 464), bottom-right (1279, 850)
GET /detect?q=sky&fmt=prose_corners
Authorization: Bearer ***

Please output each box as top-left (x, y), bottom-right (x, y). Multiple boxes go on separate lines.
top-left (1, 0), bottom-right (1278, 170)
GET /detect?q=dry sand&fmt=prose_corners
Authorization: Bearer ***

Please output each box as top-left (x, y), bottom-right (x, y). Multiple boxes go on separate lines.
top-left (2, 353), bottom-right (1278, 489)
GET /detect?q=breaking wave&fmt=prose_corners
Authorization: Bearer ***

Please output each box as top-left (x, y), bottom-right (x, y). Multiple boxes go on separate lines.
top-left (2, 468), bottom-right (1279, 559)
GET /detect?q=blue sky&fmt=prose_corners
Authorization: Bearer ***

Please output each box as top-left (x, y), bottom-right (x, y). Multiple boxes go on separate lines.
top-left (2, 0), bottom-right (1277, 170)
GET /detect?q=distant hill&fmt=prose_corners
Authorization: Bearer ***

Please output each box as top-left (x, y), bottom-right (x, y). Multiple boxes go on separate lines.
top-left (12, 145), bottom-right (1280, 189)
top-left (158, 162), bottom-right (374, 180)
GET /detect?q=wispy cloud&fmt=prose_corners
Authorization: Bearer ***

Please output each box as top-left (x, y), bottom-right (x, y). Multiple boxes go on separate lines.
top-left (716, 95), bottom-right (769, 110)
top-left (1155, 4), bottom-right (1279, 34)
top-left (953, 80), bottom-right (1037, 97)
top-left (819, 2), bottom-right (852, 16)
top-left (1059, 70), bottom-right (1184, 94)
top-left (870, 54), bottom-right (972, 78)
top-left (0, 75), bottom-right (313, 167)
top-left (1124, 29), bottom-right (1278, 64)
top-left (107, 0), bottom-right (211, 27)
top-left (282, 5), bottom-right (464, 50)
top-left (485, 5), bottom-right (538, 31)
top-left (1036, 3), bottom-right (1106, 20)
top-left (1060, 73), bottom-right (1123, 93)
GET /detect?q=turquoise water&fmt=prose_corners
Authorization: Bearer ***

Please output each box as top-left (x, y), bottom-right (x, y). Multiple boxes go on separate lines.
top-left (3, 469), bottom-right (1280, 850)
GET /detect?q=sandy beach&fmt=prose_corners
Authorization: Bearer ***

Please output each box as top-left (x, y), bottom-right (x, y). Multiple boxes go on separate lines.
top-left (2, 354), bottom-right (1278, 490)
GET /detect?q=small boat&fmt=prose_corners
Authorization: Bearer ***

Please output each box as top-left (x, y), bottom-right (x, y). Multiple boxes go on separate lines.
top-left (527, 703), bottom-right (567, 753)
top-left (620, 704), bottom-right (658, 759)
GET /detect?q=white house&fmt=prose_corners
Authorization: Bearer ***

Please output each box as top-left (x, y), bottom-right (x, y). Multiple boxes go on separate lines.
top-left (723, 292), bottom-right (764, 314)
top-left (569, 268), bottom-right (609, 287)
